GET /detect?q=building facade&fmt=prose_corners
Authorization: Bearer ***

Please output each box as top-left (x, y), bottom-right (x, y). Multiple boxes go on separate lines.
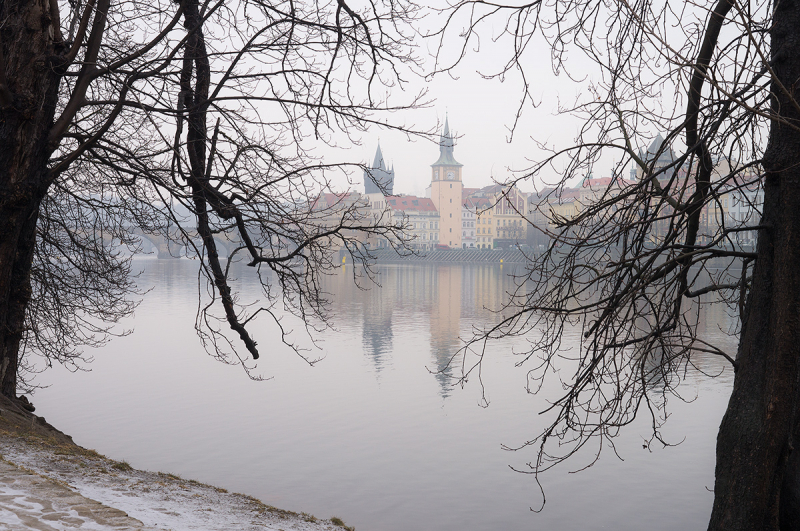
top-left (429, 118), bottom-right (463, 249)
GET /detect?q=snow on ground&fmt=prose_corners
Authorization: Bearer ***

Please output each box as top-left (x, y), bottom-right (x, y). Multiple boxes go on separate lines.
top-left (0, 434), bottom-right (353, 531)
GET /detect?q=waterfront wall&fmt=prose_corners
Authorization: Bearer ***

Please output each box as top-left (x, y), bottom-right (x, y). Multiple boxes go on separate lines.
top-left (354, 249), bottom-right (530, 264)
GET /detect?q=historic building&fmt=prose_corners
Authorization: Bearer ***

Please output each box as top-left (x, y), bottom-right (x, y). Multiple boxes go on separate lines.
top-left (429, 118), bottom-right (463, 249)
top-left (385, 195), bottom-right (439, 250)
top-left (349, 117), bottom-right (535, 251)
top-left (364, 143), bottom-right (395, 195)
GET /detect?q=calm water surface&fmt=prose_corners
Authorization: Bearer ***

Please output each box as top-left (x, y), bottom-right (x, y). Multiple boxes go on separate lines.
top-left (36, 259), bottom-right (735, 530)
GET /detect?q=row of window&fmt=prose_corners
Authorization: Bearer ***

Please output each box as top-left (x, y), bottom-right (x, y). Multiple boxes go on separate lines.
top-left (411, 222), bottom-right (439, 230)
top-left (474, 217), bottom-right (519, 226)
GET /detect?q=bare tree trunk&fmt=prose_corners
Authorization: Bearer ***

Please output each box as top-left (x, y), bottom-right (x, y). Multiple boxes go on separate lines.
top-left (708, 0), bottom-right (800, 528)
top-left (0, 201), bottom-right (42, 397)
top-left (0, 0), bottom-right (63, 398)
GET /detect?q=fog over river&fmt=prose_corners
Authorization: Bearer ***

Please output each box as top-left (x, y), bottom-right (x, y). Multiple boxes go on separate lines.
top-left (36, 258), bottom-right (735, 531)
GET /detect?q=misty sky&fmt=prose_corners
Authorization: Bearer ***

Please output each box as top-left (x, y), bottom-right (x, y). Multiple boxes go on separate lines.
top-left (321, 3), bottom-right (609, 198)
top-left (307, 1), bottom-right (692, 199)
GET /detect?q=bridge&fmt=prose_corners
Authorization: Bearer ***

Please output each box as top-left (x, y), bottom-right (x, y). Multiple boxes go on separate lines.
top-left (124, 229), bottom-right (238, 260)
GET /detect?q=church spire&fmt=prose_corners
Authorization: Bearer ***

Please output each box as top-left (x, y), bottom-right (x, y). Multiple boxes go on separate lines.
top-left (364, 142), bottom-right (395, 195)
top-left (372, 143), bottom-right (386, 170)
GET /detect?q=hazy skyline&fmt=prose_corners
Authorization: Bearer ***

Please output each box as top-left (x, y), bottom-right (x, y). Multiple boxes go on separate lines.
top-left (313, 4), bottom-right (613, 199)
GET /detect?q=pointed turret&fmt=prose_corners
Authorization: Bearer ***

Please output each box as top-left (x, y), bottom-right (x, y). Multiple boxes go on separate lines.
top-left (372, 143), bottom-right (386, 170)
top-left (630, 156), bottom-right (639, 180)
top-left (645, 133), bottom-right (676, 166)
top-left (364, 143), bottom-right (395, 195)
top-left (432, 116), bottom-right (462, 167)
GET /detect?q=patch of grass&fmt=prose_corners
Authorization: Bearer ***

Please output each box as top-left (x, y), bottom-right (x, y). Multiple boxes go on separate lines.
top-left (215, 487), bottom-right (228, 493)
top-left (301, 512), bottom-right (317, 523)
top-left (111, 460), bottom-right (133, 472)
top-left (330, 516), bottom-right (355, 531)
top-left (248, 497), bottom-right (299, 520)
top-left (53, 445), bottom-right (104, 459)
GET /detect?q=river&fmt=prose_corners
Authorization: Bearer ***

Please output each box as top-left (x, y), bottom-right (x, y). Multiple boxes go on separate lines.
top-left (35, 258), bottom-right (736, 530)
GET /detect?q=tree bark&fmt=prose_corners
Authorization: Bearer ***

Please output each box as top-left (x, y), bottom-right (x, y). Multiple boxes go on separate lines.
top-left (708, 0), bottom-right (800, 528)
top-left (0, 201), bottom-right (42, 397)
top-left (0, 0), bottom-right (63, 398)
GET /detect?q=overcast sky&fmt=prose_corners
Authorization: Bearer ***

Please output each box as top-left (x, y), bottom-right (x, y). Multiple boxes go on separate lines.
top-left (320, 2), bottom-right (612, 198)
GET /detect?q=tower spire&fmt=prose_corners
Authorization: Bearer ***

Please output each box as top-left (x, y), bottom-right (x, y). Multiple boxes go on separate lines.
top-left (373, 143), bottom-right (386, 170)
top-left (432, 115), bottom-right (461, 167)
top-left (364, 142), bottom-right (394, 195)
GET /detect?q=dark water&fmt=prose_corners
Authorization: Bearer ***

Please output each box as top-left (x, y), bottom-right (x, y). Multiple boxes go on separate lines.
top-left (35, 259), bottom-right (735, 530)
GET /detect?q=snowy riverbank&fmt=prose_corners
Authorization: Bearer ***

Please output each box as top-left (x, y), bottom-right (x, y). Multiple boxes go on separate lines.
top-left (0, 397), bottom-right (354, 531)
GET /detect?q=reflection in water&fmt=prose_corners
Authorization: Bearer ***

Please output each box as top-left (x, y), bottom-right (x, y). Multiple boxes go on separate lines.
top-left (34, 260), bottom-right (737, 531)
top-left (324, 264), bottom-right (526, 398)
top-left (430, 266), bottom-right (462, 398)
top-left (361, 277), bottom-right (393, 372)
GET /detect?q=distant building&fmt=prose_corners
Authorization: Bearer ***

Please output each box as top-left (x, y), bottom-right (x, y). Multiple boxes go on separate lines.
top-left (336, 117), bottom-right (539, 251)
top-left (463, 184), bottom-right (528, 249)
top-left (630, 133), bottom-right (679, 180)
top-left (385, 196), bottom-right (439, 250)
top-left (364, 144), bottom-right (395, 195)
top-left (464, 194), bottom-right (493, 248)
top-left (430, 117), bottom-right (463, 249)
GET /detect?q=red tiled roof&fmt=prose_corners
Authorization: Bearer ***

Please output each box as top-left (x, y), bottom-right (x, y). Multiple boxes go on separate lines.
top-left (386, 195), bottom-right (438, 212)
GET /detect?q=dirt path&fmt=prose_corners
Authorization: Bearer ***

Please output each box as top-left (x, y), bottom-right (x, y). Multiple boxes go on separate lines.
top-left (0, 458), bottom-right (147, 530)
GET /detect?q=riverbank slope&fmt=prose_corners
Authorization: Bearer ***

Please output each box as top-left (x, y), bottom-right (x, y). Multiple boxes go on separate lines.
top-left (0, 396), bottom-right (354, 530)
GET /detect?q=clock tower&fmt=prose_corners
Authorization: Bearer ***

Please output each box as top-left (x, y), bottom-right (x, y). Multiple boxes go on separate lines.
top-left (430, 117), bottom-right (463, 248)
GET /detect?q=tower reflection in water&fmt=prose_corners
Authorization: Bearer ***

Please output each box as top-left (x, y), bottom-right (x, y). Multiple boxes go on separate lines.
top-left (331, 263), bottom-right (521, 398)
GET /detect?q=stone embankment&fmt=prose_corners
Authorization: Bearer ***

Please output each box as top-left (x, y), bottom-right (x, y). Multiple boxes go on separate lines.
top-left (0, 396), bottom-right (354, 531)
top-left (358, 248), bottom-right (530, 263)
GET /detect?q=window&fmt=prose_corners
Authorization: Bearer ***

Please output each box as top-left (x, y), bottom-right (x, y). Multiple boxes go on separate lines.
top-left (449, 228), bottom-right (452, 233)
top-left (449, 213), bottom-right (452, 218)
top-left (450, 184), bottom-right (452, 188)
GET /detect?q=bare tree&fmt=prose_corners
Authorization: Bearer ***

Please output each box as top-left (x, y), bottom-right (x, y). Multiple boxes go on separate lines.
top-left (432, 0), bottom-right (800, 529)
top-left (0, 0), bottom-right (425, 399)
